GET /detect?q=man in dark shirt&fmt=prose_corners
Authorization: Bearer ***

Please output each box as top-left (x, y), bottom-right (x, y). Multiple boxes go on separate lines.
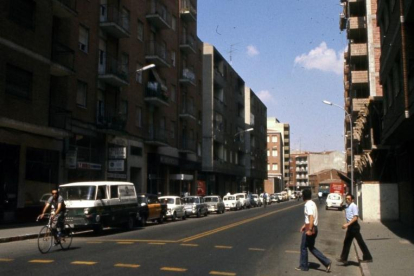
top-left (39, 189), bottom-right (66, 241)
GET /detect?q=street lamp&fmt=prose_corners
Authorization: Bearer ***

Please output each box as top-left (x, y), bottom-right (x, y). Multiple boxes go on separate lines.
top-left (234, 128), bottom-right (254, 138)
top-left (322, 100), bottom-right (354, 196)
top-left (136, 64), bottom-right (155, 72)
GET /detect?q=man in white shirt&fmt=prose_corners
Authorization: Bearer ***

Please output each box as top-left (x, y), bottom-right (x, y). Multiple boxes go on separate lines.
top-left (296, 189), bottom-right (331, 272)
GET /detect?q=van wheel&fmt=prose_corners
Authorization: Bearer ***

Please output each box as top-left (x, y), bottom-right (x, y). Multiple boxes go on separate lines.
top-left (139, 216), bottom-right (147, 227)
top-left (125, 216), bottom-right (135, 230)
top-left (93, 224), bottom-right (103, 235)
top-left (172, 212), bottom-right (177, 221)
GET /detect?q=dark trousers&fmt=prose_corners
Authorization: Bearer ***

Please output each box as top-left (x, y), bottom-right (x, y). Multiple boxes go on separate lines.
top-left (340, 222), bottom-right (372, 261)
top-left (299, 227), bottom-right (331, 270)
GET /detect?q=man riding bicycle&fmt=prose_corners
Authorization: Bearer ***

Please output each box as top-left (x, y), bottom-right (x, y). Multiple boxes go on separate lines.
top-left (39, 189), bottom-right (66, 244)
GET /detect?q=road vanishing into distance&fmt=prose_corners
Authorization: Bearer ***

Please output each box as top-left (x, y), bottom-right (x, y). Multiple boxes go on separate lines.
top-left (0, 200), bottom-right (360, 276)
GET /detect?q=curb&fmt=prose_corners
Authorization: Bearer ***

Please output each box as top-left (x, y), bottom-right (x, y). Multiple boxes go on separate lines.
top-left (0, 233), bottom-right (38, 244)
top-left (353, 241), bottom-right (371, 276)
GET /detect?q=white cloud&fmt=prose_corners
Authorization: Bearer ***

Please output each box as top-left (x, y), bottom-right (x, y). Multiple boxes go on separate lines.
top-left (294, 42), bottom-right (343, 75)
top-left (246, 45), bottom-right (259, 57)
top-left (257, 90), bottom-right (275, 104)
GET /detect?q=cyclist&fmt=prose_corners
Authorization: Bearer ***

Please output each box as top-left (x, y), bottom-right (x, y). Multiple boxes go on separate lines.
top-left (39, 189), bottom-right (66, 244)
top-left (263, 192), bottom-right (268, 208)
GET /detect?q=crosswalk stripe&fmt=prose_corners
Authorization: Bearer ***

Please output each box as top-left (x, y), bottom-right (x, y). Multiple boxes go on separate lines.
top-left (114, 263), bottom-right (140, 268)
top-left (160, 267), bottom-right (187, 272)
top-left (209, 271), bottom-right (236, 275)
top-left (215, 245), bottom-right (232, 249)
top-left (71, 261), bottom-right (97, 265)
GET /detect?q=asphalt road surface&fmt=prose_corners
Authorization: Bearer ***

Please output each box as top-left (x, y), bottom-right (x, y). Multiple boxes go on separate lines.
top-left (0, 199), bottom-right (360, 276)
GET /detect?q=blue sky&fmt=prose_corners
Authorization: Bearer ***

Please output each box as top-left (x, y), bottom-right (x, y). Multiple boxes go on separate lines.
top-left (197, 0), bottom-right (347, 152)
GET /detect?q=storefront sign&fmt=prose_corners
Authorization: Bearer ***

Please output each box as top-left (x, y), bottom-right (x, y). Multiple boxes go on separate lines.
top-left (77, 162), bottom-right (102, 170)
top-left (108, 160), bottom-right (125, 171)
top-left (197, 180), bottom-right (206, 196)
top-left (65, 150), bottom-right (77, 169)
top-left (108, 147), bottom-right (126, 159)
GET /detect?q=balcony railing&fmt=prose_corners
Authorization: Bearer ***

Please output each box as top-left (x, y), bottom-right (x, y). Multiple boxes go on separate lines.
top-left (347, 17), bottom-right (366, 40)
top-left (351, 70), bottom-right (368, 85)
top-left (96, 112), bottom-right (127, 131)
top-left (180, 138), bottom-right (196, 153)
top-left (145, 125), bottom-right (168, 146)
top-left (180, 0), bottom-right (196, 22)
top-left (99, 5), bottom-right (130, 38)
top-left (98, 54), bottom-right (129, 86)
top-left (352, 98), bottom-right (370, 113)
top-left (179, 101), bottom-right (196, 120)
top-left (145, 41), bottom-right (170, 67)
top-left (146, 0), bottom-right (172, 29)
top-left (179, 68), bottom-right (196, 86)
top-left (214, 68), bottom-right (225, 87)
top-left (50, 41), bottom-right (75, 76)
top-left (49, 105), bottom-right (72, 130)
top-left (180, 34), bottom-right (196, 54)
top-left (350, 43), bottom-right (367, 57)
top-left (52, 0), bottom-right (77, 18)
top-left (144, 82), bottom-right (169, 106)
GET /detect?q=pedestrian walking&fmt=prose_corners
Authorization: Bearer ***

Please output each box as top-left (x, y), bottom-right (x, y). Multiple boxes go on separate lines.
top-left (337, 193), bottom-right (373, 265)
top-left (296, 189), bottom-right (331, 272)
top-left (318, 191), bottom-right (323, 204)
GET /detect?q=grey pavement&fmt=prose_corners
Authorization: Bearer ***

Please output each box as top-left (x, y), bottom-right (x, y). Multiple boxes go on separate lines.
top-left (1, 203), bottom-right (414, 276)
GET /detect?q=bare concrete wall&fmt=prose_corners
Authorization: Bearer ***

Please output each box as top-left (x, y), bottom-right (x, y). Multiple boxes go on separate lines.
top-left (359, 182), bottom-right (399, 221)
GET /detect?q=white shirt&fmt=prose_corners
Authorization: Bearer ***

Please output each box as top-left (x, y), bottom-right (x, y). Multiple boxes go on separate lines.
top-left (304, 200), bottom-right (318, 226)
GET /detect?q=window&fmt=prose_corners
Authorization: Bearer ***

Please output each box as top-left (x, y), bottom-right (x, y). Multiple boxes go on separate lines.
top-left (110, 186), bottom-right (118, 199)
top-left (267, 150), bottom-right (270, 157)
top-left (77, 81), bottom-right (87, 107)
top-left (272, 149), bottom-right (278, 157)
top-left (272, 164), bottom-right (278, 170)
top-left (172, 16), bottom-right (176, 30)
top-left (79, 25), bottom-right (89, 53)
top-left (272, 136), bottom-right (278, 142)
top-left (171, 85), bottom-right (176, 102)
top-left (121, 8), bottom-right (130, 31)
top-left (136, 63), bottom-right (143, 83)
top-left (121, 53), bottom-right (129, 77)
top-left (267, 163), bottom-right (270, 170)
top-left (135, 106), bottom-right (142, 127)
top-left (120, 100), bottom-right (128, 116)
top-left (6, 64), bottom-right (32, 99)
top-left (171, 51), bottom-right (176, 67)
top-left (9, 0), bottom-right (35, 29)
top-left (137, 20), bottom-right (144, 41)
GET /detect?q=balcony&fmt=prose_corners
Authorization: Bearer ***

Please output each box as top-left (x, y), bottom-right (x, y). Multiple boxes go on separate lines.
top-left (339, 12), bottom-right (346, 31)
top-left (352, 98), bottom-right (370, 113)
top-left (180, 0), bottom-right (196, 22)
top-left (52, 0), bottom-right (77, 18)
top-left (214, 68), bottom-right (225, 88)
top-left (351, 70), bottom-right (368, 87)
top-left (146, 0), bottom-right (172, 29)
top-left (99, 5), bottom-right (130, 39)
top-left (145, 125), bottom-right (168, 146)
top-left (49, 105), bottom-right (72, 130)
top-left (144, 82), bottom-right (169, 107)
top-left (179, 138), bottom-right (196, 153)
top-left (179, 68), bottom-right (196, 86)
top-left (180, 34), bottom-right (196, 54)
top-left (347, 17), bottom-right (366, 40)
top-left (179, 101), bottom-right (196, 120)
top-left (348, 0), bottom-right (366, 15)
top-left (96, 113), bottom-right (126, 132)
top-left (214, 98), bottom-right (225, 114)
top-left (145, 41), bottom-right (170, 67)
top-left (98, 54), bottom-right (129, 87)
top-left (50, 42), bottom-right (75, 76)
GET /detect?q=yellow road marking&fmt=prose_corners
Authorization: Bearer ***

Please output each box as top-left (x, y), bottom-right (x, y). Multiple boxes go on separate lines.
top-left (180, 243), bottom-right (198, 247)
top-left (0, 258), bottom-right (13, 262)
top-left (29, 260), bottom-right (54, 263)
top-left (117, 242), bottom-right (134, 244)
top-left (285, 250), bottom-right (300, 254)
top-left (71, 261), bottom-right (97, 265)
top-left (215, 245), bottom-right (232, 249)
top-left (160, 267), bottom-right (187, 272)
top-left (209, 271), bottom-right (236, 276)
top-left (249, 248), bottom-right (265, 251)
top-left (114, 263), bottom-right (140, 268)
top-left (149, 242), bottom-right (166, 245)
top-left (179, 204), bottom-right (302, 242)
top-left (102, 239), bottom-right (176, 243)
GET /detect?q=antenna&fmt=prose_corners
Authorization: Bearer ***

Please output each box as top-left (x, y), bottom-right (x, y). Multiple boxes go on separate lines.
top-left (228, 43), bottom-right (240, 65)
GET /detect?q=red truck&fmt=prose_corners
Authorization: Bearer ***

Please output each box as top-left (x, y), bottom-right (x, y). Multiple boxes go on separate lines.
top-left (330, 183), bottom-right (346, 195)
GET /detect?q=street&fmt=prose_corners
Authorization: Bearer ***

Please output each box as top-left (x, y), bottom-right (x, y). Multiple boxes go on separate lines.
top-left (0, 200), bottom-right (360, 275)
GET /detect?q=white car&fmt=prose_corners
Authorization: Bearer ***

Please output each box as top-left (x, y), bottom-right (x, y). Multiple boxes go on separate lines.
top-left (223, 195), bottom-right (242, 210)
top-left (326, 193), bottom-right (344, 210)
top-left (159, 196), bottom-right (187, 220)
top-left (233, 193), bottom-right (250, 209)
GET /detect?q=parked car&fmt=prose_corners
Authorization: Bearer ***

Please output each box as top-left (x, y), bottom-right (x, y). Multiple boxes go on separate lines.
top-left (326, 193), bottom-right (344, 210)
top-left (182, 196), bottom-right (209, 217)
top-left (204, 195), bottom-right (225, 214)
top-left (39, 193), bottom-right (52, 204)
top-left (223, 195), bottom-right (242, 210)
top-left (248, 194), bottom-right (259, 207)
top-left (159, 196), bottom-right (186, 221)
top-left (290, 193), bottom-right (296, 199)
top-left (60, 181), bottom-right (138, 233)
top-left (233, 193), bottom-right (250, 209)
top-left (260, 193), bottom-right (270, 205)
top-left (271, 193), bottom-right (280, 203)
top-left (137, 194), bottom-right (167, 226)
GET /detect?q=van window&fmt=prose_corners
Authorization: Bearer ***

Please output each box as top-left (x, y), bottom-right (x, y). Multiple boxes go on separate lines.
top-left (60, 186), bottom-right (96, 200)
top-left (119, 185), bottom-right (135, 197)
top-left (96, 186), bottom-right (107, 200)
top-left (110, 185), bottom-right (118, 199)
top-left (176, 198), bottom-right (180, 205)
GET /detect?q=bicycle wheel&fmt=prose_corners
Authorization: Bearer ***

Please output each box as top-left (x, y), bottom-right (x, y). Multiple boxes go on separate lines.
top-left (59, 224), bottom-right (73, 250)
top-left (38, 226), bottom-right (53, 254)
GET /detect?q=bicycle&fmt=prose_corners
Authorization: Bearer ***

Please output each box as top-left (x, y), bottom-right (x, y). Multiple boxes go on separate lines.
top-left (36, 213), bottom-right (73, 254)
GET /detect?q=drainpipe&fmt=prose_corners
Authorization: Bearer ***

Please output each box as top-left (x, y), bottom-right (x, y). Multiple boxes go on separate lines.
top-left (399, 0), bottom-right (410, 119)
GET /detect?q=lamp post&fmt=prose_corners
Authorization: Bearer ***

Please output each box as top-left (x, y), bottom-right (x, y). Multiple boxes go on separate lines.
top-left (323, 100), bottom-right (354, 196)
top-left (136, 64), bottom-right (155, 72)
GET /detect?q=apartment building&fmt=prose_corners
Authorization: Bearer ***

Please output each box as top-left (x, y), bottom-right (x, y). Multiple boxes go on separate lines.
top-left (290, 152), bottom-right (309, 189)
top-left (267, 118), bottom-right (290, 186)
top-left (265, 131), bottom-right (283, 193)
top-left (202, 43), bottom-right (266, 195)
top-left (0, 0), bottom-right (202, 221)
top-left (375, 0), bottom-right (414, 225)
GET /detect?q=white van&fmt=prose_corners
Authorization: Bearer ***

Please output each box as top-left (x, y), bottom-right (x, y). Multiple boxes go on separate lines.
top-left (59, 181), bottom-right (138, 233)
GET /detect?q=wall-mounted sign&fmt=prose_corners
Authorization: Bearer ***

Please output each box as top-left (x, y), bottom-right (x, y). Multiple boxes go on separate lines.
top-left (65, 150), bottom-right (77, 169)
top-left (108, 160), bottom-right (125, 171)
top-left (77, 162), bottom-right (102, 170)
top-left (107, 172), bottom-right (127, 179)
top-left (109, 147), bottom-right (127, 159)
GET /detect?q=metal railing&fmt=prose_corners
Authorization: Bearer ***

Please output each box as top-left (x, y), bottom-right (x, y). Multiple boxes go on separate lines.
top-left (51, 41), bottom-right (75, 70)
top-left (100, 4), bottom-right (130, 33)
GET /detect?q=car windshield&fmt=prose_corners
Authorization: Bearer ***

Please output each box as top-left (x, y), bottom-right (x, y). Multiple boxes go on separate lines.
top-left (60, 186), bottom-right (96, 200)
top-left (224, 196), bottom-right (235, 200)
top-left (183, 197), bottom-right (199, 204)
top-left (204, 197), bottom-right (218, 202)
top-left (328, 194), bottom-right (341, 200)
top-left (252, 195), bottom-right (258, 199)
top-left (161, 198), bottom-right (175, 204)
